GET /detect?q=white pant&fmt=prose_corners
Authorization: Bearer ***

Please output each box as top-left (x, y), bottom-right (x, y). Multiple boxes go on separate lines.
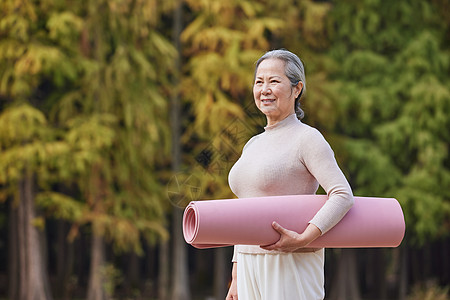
top-left (237, 250), bottom-right (325, 300)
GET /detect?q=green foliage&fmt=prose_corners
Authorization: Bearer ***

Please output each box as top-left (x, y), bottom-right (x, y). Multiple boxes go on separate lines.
top-left (0, 104), bottom-right (58, 185)
top-left (0, 104), bottom-right (48, 147)
top-left (0, 4), bottom-right (80, 98)
top-left (328, 0), bottom-right (442, 55)
top-left (36, 192), bottom-right (85, 221)
top-left (325, 0), bottom-right (450, 244)
top-left (48, 0), bottom-right (176, 252)
top-left (0, 0), bottom-right (176, 255)
top-left (100, 263), bottom-right (123, 297)
top-left (408, 283), bottom-right (449, 300)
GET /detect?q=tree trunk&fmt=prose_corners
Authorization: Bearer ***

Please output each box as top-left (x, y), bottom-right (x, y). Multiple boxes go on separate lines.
top-left (17, 186), bottom-right (27, 300)
top-left (8, 199), bottom-right (19, 300)
top-left (158, 240), bottom-right (170, 300)
top-left (171, 208), bottom-right (191, 300)
top-left (329, 249), bottom-right (361, 300)
top-left (442, 239), bottom-right (450, 287)
top-left (13, 173), bottom-right (53, 300)
top-left (55, 220), bottom-right (75, 300)
top-left (124, 251), bottom-right (140, 294)
top-left (398, 245), bottom-right (408, 300)
top-left (170, 1), bottom-right (190, 299)
top-left (62, 238), bottom-right (75, 300)
top-left (214, 248), bottom-right (227, 300)
top-left (366, 249), bottom-right (387, 299)
top-left (87, 233), bottom-right (108, 300)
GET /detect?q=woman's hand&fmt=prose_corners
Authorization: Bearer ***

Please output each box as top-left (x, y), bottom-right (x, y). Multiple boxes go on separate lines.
top-left (260, 222), bottom-right (322, 252)
top-left (225, 262), bottom-right (238, 299)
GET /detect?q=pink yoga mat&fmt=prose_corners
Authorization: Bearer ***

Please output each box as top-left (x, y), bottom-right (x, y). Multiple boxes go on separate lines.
top-left (183, 195), bottom-right (405, 249)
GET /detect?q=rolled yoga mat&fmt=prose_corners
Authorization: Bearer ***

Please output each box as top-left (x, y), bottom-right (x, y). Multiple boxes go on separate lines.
top-left (183, 195), bottom-right (405, 249)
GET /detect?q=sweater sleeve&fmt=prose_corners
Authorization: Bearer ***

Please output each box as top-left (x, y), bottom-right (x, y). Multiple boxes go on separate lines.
top-left (299, 128), bottom-right (354, 234)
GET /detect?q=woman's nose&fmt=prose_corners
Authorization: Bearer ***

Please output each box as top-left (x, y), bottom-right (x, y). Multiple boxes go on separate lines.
top-left (261, 83), bottom-right (271, 94)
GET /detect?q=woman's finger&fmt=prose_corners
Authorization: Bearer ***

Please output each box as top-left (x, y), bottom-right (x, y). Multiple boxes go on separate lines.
top-left (271, 221), bottom-right (288, 234)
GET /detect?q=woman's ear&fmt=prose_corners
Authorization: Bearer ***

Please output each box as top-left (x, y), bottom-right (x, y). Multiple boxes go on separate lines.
top-left (296, 81), bottom-right (304, 98)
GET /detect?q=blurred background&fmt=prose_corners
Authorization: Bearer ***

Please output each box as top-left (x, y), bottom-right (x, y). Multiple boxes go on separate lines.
top-left (0, 0), bottom-right (449, 299)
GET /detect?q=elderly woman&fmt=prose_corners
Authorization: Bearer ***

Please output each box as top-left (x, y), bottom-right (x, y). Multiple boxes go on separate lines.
top-left (225, 49), bottom-right (354, 300)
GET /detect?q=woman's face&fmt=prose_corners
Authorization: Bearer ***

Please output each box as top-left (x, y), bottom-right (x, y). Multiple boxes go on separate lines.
top-left (253, 58), bottom-right (301, 126)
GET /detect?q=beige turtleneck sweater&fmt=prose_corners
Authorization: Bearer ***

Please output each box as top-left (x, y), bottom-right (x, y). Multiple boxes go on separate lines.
top-left (228, 114), bottom-right (354, 262)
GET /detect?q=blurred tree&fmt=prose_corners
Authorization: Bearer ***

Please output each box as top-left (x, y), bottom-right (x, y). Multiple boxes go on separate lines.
top-left (0, 0), bottom-right (176, 299)
top-left (168, 1), bottom-right (190, 299)
top-left (0, 105), bottom-right (55, 300)
top-left (0, 0), bottom-right (78, 298)
top-left (47, 1), bottom-right (176, 299)
top-left (321, 0), bottom-right (450, 298)
top-left (328, 0), bottom-right (450, 249)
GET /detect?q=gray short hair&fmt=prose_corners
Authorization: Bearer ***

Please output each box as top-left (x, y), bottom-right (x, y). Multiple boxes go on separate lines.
top-left (255, 49), bottom-right (306, 119)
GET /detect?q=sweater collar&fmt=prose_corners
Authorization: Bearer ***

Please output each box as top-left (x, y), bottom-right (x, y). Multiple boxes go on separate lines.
top-left (264, 114), bottom-right (299, 132)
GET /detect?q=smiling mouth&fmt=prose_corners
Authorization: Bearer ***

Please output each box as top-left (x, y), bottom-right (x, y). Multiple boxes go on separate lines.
top-left (261, 99), bottom-right (276, 103)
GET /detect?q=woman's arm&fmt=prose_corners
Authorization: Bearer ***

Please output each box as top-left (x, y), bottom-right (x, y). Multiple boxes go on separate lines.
top-left (225, 262), bottom-right (238, 300)
top-left (301, 128), bottom-right (354, 235)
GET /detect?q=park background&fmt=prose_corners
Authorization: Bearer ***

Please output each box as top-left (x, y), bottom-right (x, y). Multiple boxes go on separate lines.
top-left (0, 0), bottom-right (449, 299)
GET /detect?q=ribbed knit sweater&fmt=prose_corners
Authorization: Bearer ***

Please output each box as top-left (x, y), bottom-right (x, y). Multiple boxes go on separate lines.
top-left (228, 114), bottom-right (354, 262)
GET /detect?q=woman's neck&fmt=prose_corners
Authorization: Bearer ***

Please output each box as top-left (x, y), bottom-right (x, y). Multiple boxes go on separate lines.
top-left (265, 110), bottom-right (295, 127)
